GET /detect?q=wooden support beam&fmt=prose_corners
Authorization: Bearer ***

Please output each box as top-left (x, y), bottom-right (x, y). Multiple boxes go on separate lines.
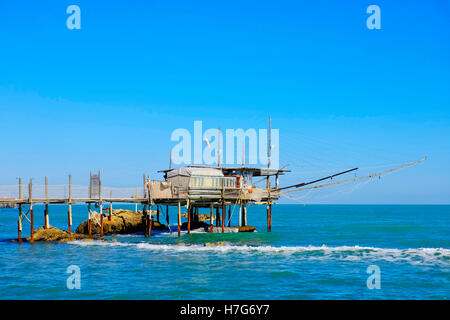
top-left (267, 203), bottom-right (272, 232)
top-left (209, 204), bottom-right (213, 232)
top-left (166, 205), bottom-right (169, 225)
top-left (18, 204), bottom-right (22, 244)
top-left (243, 202), bottom-right (247, 227)
top-left (88, 203), bottom-right (92, 236)
top-left (68, 174), bottom-right (72, 234)
top-left (228, 205), bottom-right (231, 227)
top-left (215, 205), bottom-right (218, 227)
top-left (29, 179), bottom-right (34, 243)
top-left (100, 213), bottom-right (104, 238)
top-left (222, 203), bottom-right (225, 233)
top-left (238, 201), bottom-right (242, 227)
top-left (177, 201), bottom-right (181, 237)
top-left (187, 205), bottom-right (191, 234)
top-left (135, 187), bottom-right (138, 213)
top-left (44, 176), bottom-right (49, 229)
top-left (30, 206), bottom-right (34, 243)
top-left (143, 204), bottom-right (148, 237)
top-left (109, 191), bottom-right (112, 221)
top-left (147, 214), bottom-right (152, 237)
top-left (68, 204), bottom-right (72, 234)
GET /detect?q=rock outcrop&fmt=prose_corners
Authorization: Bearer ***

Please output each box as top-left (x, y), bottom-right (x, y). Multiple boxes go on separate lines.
top-left (17, 226), bottom-right (99, 243)
top-left (75, 209), bottom-right (167, 235)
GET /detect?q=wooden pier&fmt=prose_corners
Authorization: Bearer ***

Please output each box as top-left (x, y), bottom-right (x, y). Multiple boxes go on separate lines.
top-left (0, 164), bottom-right (289, 243)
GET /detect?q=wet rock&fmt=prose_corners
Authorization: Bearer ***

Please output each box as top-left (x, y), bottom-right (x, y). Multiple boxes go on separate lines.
top-left (14, 226), bottom-right (100, 243)
top-left (75, 209), bottom-right (167, 235)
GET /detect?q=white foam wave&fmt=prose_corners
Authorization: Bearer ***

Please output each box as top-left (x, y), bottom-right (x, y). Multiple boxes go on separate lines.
top-left (68, 241), bottom-right (450, 266)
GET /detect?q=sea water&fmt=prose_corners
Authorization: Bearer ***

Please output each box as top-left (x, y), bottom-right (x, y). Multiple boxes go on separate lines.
top-left (0, 204), bottom-right (448, 299)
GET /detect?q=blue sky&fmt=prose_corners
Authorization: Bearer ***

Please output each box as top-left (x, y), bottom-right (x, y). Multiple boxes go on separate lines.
top-left (0, 0), bottom-right (449, 203)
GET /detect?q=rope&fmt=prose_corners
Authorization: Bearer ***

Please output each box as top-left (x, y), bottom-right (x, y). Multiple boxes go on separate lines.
top-left (280, 157), bottom-right (426, 194)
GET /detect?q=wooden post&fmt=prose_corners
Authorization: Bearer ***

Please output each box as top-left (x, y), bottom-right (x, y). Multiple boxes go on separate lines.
top-left (30, 204), bottom-right (34, 243)
top-left (238, 201), bottom-right (242, 227)
top-left (99, 171), bottom-right (103, 236)
top-left (222, 202), bottom-right (225, 233)
top-left (29, 179), bottom-right (34, 243)
top-left (243, 202), bottom-right (247, 227)
top-left (187, 205), bottom-right (191, 234)
top-left (216, 205), bottom-right (220, 227)
top-left (17, 178), bottom-right (22, 244)
top-left (44, 176), bottom-right (49, 229)
top-left (193, 207), bottom-right (198, 225)
top-left (18, 204), bottom-right (22, 244)
top-left (89, 173), bottom-right (92, 236)
top-left (218, 127), bottom-right (221, 167)
top-left (177, 201), bottom-right (181, 237)
top-left (109, 191), bottom-right (112, 221)
top-left (143, 204), bottom-right (148, 237)
top-left (135, 187), bottom-right (138, 213)
top-left (267, 116), bottom-right (272, 233)
top-left (18, 177), bottom-right (22, 200)
top-left (166, 205), bottom-right (169, 225)
top-left (143, 173), bottom-right (147, 199)
top-left (268, 203), bottom-right (272, 232)
top-left (88, 203), bottom-right (92, 236)
top-left (209, 204), bottom-right (214, 232)
top-left (100, 213), bottom-right (104, 238)
top-left (148, 214), bottom-right (152, 237)
top-left (68, 174), bottom-right (72, 234)
top-left (228, 205), bottom-right (231, 227)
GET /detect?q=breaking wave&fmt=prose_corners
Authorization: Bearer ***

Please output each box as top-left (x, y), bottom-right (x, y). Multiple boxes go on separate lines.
top-left (68, 240), bottom-right (450, 267)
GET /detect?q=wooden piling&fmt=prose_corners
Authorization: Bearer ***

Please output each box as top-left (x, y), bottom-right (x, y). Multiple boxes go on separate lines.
top-left (44, 176), bottom-right (49, 229)
top-left (147, 214), bottom-right (152, 237)
top-left (222, 202), bottom-right (225, 233)
top-left (267, 203), bottom-right (272, 232)
top-left (29, 179), bottom-right (34, 243)
top-left (238, 201), bottom-right (242, 227)
top-left (30, 205), bottom-right (34, 243)
top-left (187, 205), bottom-right (191, 234)
top-left (88, 203), bottom-right (92, 236)
top-left (177, 201), bottom-right (181, 237)
top-left (209, 204), bottom-right (213, 232)
top-left (166, 205), bottom-right (169, 225)
top-left (135, 187), bottom-right (138, 213)
top-left (242, 202), bottom-right (247, 227)
top-left (18, 204), bottom-right (22, 244)
top-left (216, 205), bottom-right (220, 227)
top-left (228, 205), bottom-right (231, 227)
top-left (109, 191), bottom-right (112, 221)
top-left (68, 174), bottom-right (72, 234)
top-left (143, 204), bottom-right (148, 237)
top-left (100, 213), bottom-right (104, 238)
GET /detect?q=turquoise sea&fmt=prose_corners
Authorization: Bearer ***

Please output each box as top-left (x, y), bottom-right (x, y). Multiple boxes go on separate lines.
top-left (0, 204), bottom-right (448, 299)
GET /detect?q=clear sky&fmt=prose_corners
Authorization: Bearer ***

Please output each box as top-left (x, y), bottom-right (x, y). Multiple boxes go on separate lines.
top-left (0, 0), bottom-right (449, 203)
